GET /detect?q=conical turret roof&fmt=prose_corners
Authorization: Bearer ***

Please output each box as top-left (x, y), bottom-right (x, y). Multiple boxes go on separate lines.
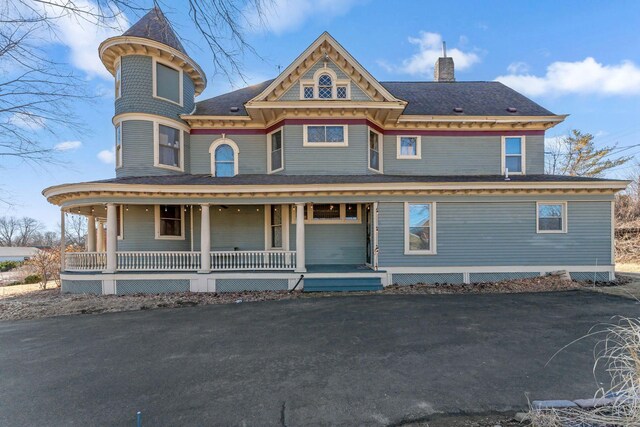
top-left (122, 7), bottom-right (187, 55)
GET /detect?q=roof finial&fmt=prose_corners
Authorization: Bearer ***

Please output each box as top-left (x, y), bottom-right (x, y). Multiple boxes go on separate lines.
top-left (442, 41), bottom-right (447, 58)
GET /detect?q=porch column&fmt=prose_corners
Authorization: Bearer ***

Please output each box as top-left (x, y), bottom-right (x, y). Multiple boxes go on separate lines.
top-left (96, 220), bottom-right (104, 252)
top-left (105, 203), bottom-right (117, 273)
top-left (199, 204), bottom-right (211, 272)
top-left (86, 215), bottom-right (96, 252)
top-left (295, 202), bottom-right (306, 273)
top-left (60, 209), bottom-right (66, 271)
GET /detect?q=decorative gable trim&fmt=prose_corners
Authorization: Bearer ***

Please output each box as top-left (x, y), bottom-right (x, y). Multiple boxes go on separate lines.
top-left (247, 32), bottom-right (404, 104)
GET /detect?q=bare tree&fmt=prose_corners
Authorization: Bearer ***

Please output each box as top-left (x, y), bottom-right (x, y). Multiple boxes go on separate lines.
top-left (14, 216), bottom-right (43, 246)
top-left (615, 161), bottom-right (640, 224)
top-left (0, 216), bottom-right (18, 246)
top-left (0, 0), bottom-right (269, 170)
top-left (25, 248), bottom-right (60, 289)
top-left (545, 130), bottom-right (631, 177)
top-left (64, 214), bottom-right (87, 248)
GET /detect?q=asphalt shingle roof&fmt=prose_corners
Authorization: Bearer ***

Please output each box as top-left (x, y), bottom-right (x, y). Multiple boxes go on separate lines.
top-left (193, 80), bottom-right (555, 117)
top-left (88, 174), bottom-right (614, 186)
top-left (122, 7), bottom-right (187, 56)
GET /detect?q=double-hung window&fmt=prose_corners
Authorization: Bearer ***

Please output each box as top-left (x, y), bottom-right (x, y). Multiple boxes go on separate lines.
top-left (537, 202), bottom-right (567, 233)
top-left (270, 205), bottom-right (283, 249)
top-left (210, 138), bottom-right (239, 177)
top-left (405, 202), bottom-right (436, 254)
top-left (303, 125), bottom-right (347, 147)
top-left (268, 128), bottom-right (284, 173)
top-left (397, 136), bottom-right (421, 159)
top-left (369, 129), bottom-right (382, 172)
top-left (157, 124), bottom-right (182, 170)
top-left (318, 74), bottom-right (333, 99)
top-left (115, 123), bottom-right (122, 168)
top-left (155, 205), bottom-right (184, 239)
top-left (115, 60), bottom-right (122, 99)
top-left (503, 136), bottom-right (524, 174)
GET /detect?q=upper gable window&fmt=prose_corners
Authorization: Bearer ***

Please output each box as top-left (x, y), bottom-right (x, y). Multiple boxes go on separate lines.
top-left (153, 58), bottom-right (183, 106)
top-left (303, 125), bottom-right (348, 147)
top-left (502, 136), bottom-right (525, 174)
top-left (299, 68), bottom-right (350, 100)
top-left (210, 138), bottom-right (239, 177)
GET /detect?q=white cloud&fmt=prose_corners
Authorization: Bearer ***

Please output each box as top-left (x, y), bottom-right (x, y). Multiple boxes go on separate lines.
top-left (8, 113), bottom-right (46, 130)
top-left (97, 148), bottom-right (115, 164)
top-left (33, 0), bottom-right (128, 79)
top-left (507, 61), bottom-right (530, 74)
top-left (55, 140), bottom-right (82, 151)
top-left (496, 57), bottom-right (640, 97)
top-left (246, 0), bottom-right (360, 34)
top-left (381, 32), bottom-right (480, 76)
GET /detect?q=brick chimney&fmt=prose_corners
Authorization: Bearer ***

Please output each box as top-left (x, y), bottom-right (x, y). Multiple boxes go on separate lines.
top-left (434, 41), bottom-right (454, 82)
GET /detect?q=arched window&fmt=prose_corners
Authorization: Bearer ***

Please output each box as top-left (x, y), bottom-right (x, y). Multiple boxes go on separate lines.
top-left (209, 138), bottom-right (239, 177)
top-left (318, 74), bottom-right (333, 98)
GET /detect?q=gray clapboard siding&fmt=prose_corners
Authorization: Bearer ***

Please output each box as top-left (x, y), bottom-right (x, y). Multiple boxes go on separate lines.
top-left (290, 220), bottom-right (366, 265)
top-left (279, 59), bottom-right (372, 101)
top-left (282, 124), bottom-right (371, 174)
top-left (118, 205), bottom-right (191, 251)
top-left (115, 55), bottom-right (195, 120)
top-left (191, 205), bottom-right (266, 250)
top-left (383, 135), bottom-right (544, 175)
top-left (118, 120), bottom-right (189, 178)
top-left (377, 201), bottom-right (612, 267)
top-left (189, 134), bottom-right (267, 175)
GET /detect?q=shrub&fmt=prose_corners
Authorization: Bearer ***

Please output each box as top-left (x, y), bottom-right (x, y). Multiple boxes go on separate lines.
top-left (23, 274), bottom-right (41, 284)
top-left (0, 261), bottom-right (20, 272)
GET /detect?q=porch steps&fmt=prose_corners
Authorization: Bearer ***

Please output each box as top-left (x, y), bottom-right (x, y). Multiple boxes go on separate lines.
top-left (303, 277), bottom-right (383, 292)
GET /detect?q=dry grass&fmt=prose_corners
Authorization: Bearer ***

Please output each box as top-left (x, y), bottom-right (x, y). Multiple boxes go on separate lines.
top-left (617, 263), bottom-right (640, 273)
top-left (529, 317), bottom-right (640, 426)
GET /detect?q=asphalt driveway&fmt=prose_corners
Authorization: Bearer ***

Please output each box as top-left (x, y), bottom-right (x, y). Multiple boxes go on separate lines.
top-left (1, 291), bottom-right (638, 426)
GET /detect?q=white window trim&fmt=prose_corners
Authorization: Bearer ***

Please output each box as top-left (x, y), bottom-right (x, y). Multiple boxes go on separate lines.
top-left (152, 57), bottom-right (183, 107)
top-left (116, 205), bottom-right (124, 240)
top-left (153, 120), bottom-right (185, 172)
top-left (115, 60), bottom-right (122, 100)
top-left (501, 135), bottom-right (526, 175)
top-left (264, 204), bottom-right (290, 251)
top-left (536, 201), bottom-right (568, 234)
top-left (267, 127), bottom-right (284, 174)
top-left (154, 205), bottom-right (186, 240)
top-left (404, 202), bottom-right (437, 255)
top-left (115, 123), bottom-right (123, 169)
top-left (368, 127), bottom-right (384, 173)
top-left (209, 137), bottom-right (240, 177)
top-left (396, 135), bottom-right (422, 159)
top-left (292, 203), bottom-right (362, 224)
top-left (298, 68), bottom-right (351, 100)
top-left (302, 124), bottom-right (349, 147)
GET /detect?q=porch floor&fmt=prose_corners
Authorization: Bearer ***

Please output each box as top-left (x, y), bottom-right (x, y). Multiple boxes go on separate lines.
top-left (306, 264), bottom-right (380, 273)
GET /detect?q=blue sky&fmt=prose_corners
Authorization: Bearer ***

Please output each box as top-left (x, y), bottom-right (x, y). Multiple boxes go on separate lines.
top-left (2, 0), bottom-right (639, 229)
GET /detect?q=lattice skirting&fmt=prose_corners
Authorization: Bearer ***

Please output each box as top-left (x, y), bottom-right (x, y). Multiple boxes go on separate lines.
top-left (116, 279), bottom-right (190, 295)
top-left (569, 272), bottom-right (611, 282)
top-left (61, 279), bottom-right (102, 294)
top-left (216, 279), bottom-right (288, 292)
top-left (470, 272), bottom-right (540, 283)
top-left (392, 273), bottom-right (464, 285)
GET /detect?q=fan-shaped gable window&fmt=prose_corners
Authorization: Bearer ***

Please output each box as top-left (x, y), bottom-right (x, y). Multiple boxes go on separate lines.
top-left (209, 138), bottom-right (239, 177)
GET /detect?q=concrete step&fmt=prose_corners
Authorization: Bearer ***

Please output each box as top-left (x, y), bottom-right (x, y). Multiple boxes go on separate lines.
top-left (304, 277), bottom-right (383, 292)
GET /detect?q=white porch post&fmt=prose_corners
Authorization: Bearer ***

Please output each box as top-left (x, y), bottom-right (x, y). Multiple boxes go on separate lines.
top-left (199, 203), bottom-right (211, 272)
top-left (295, 202), bottom-right (306, 273)
top-left (105, 203), bottom-right (117, 273)
top-left (87, 215), bottom-right (96, 252)
top-left (60, 209), bottom-right (66, 271)
top-left (96, 221), bottom-right (104, 252)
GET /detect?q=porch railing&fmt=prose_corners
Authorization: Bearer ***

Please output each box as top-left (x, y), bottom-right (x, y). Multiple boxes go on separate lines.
top-left (210, 250), bottom-right (296, 270)
top-left (65, 252), bottom-right (106, 271)
top-left (117, 251), bottom-right (201, 271)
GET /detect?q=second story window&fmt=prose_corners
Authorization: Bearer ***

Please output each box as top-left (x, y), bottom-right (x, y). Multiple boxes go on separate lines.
top-left (503, 136), bottom-right (525, 174)
top-left (210, 138), bottom-right (239, 177)
top-left (268, 128), bottom-right (284, 173)
top-left (115, 123), bottom-right (122, 169)
top-left (368, 129), bottom-right (382, 172)
top-left (156, 124), bottom-right (182, 170)
top-left (115, 60), bottom-right (121, 99)
top-left (397, 136), bottom-right (421, 159)
top-left (318, 74), bottom-right (333, 98)
top-left (303, 125), bottom-right (348, 147)
top-left (153, 58), bottom-right (182, 106)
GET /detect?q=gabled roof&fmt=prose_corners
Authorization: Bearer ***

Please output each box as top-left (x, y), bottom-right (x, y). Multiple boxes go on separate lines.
top-left (193, 80), bottom-right (555, 117)
top-left (122, 7), bottom-right (187, 56)
top-left (380, 81), bottom-right (554, 116)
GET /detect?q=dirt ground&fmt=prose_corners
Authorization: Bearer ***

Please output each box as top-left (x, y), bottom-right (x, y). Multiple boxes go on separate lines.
top-left (617, 262), bottom-right (640, 273)
top-left (0, 276), bottom-right (628, 322)
top-left (406, 412), bottom-right (524, 426)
